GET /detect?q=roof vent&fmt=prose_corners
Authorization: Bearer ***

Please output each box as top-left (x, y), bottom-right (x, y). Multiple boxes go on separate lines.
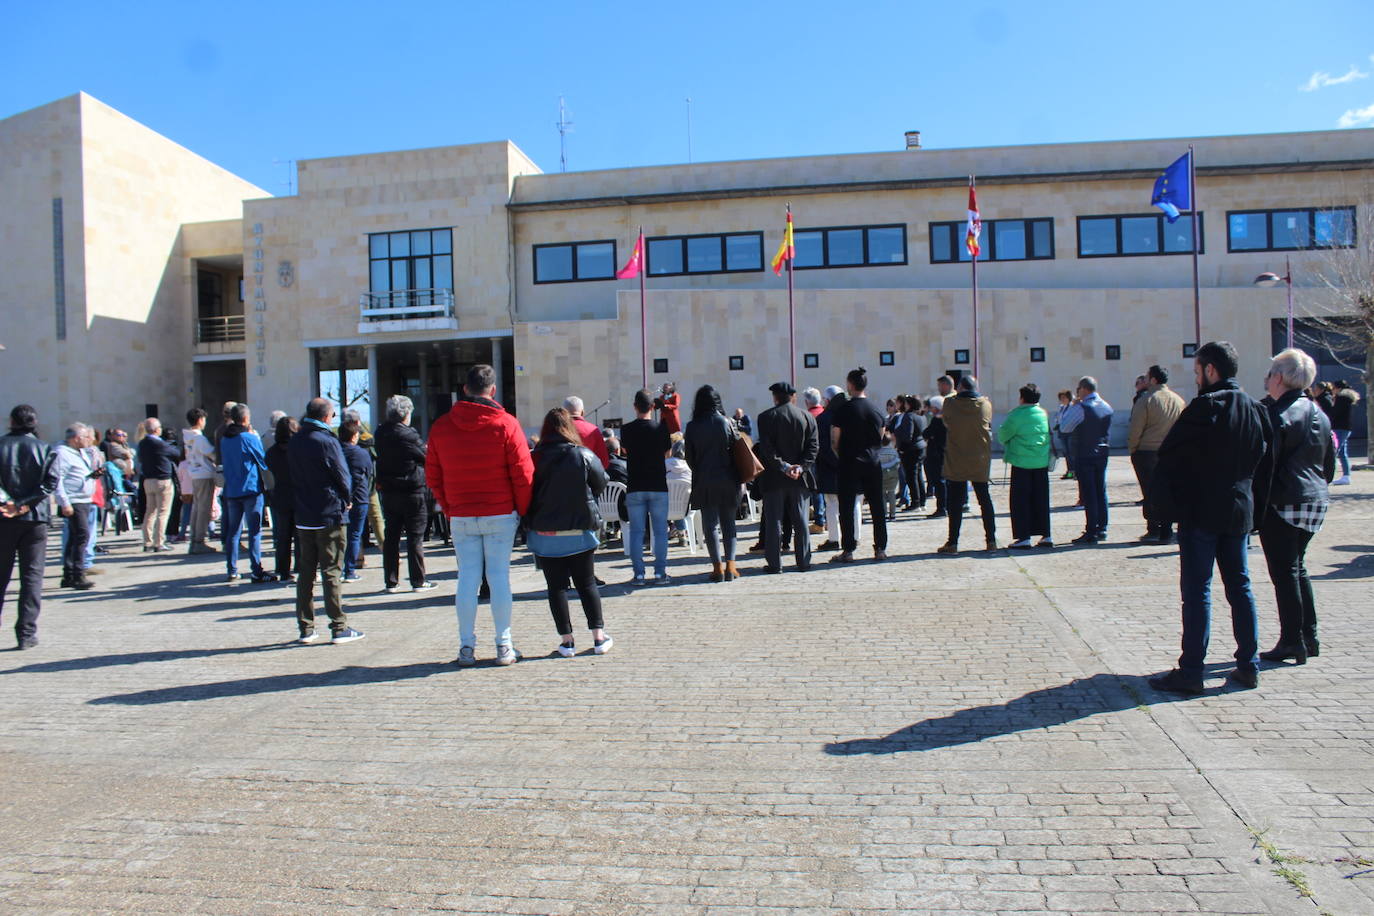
top-left (904, 130), bottom-right (922, 150)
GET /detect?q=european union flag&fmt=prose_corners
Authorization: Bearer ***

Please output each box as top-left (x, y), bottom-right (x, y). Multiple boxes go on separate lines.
top-left (1151, 151), bottom-right (1192, 223)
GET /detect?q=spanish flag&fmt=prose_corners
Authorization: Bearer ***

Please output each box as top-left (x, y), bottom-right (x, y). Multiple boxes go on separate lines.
top-left (965, 181), bottom-right (982, 259)
top-left (771, 207), bottom-right (794, 275)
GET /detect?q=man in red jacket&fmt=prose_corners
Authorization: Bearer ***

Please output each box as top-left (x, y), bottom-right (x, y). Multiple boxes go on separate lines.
top-left (426, 364), bottom-right (534, 667)
top-left (563, 396), bottom-right (610, 469)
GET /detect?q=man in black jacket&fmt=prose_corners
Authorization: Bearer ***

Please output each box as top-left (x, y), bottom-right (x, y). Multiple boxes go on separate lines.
top-left (1149, 341), bottom-right (1272, 695)
top-left (756, 382), bottom-right (820, 573)
top-left (0, 405), bottom-right (59, 648)
top-left (288, 398), bottom-right (364, 645)
top-left (374, 395), bottom-right (433, 593)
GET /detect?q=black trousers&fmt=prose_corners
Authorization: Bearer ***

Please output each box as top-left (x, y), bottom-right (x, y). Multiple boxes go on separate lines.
top-left (0, 519), bottom-right (46, 642)
top-left (1130, 450), bottom-right (1170, 534)
top-left (839, 462), bottom-right (887, 552)
top-left (272, 501), bottom-right (297, 579)
top-left (62, 504), bottom-right (92, 575)
top-left (1259, 513), bottom-right (1318, 649)
top-left (763, 486), bottom-right (811, 570)
top-left (900, 448), bottom-right (926, 508)
top-left (1009, 466), bottom-right (1050, 540)
top-left (381, 489), bottom-right (429, 588)
top-left (947, 479), bottom-right (996, 545)
top-left (540, 549), bottom-right (603, 635)
top-left (924, 452), bottom-right (946, 512)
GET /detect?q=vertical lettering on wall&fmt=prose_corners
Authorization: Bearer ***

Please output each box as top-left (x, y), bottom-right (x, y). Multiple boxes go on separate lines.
top-left (52, 198), bottom-right (66, 340)
top-left (253, 224), bottom-right (266, 375)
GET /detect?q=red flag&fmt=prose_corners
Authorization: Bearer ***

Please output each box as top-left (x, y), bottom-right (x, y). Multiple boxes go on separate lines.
top-left (616, 229), bottom-right (644, 279)
top-left (965, 182), bottom-right (982, 258)
top-left (771, 208), bottom-right (795, 275)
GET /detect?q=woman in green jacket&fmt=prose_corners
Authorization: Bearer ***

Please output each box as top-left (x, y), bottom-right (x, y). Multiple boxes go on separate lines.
top-left (997, 383), bottom-right (1053, 548)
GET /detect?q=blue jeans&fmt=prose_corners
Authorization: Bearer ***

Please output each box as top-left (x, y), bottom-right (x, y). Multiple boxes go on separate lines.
top-left (61, 503), bottom-right (98, 570)
top-left (452, 511), bottom-right (520, 648)
top-left (1334, 429), bottom-right (1351, 477)
top-left (343, 502), bottom-right (368, 576)
top-left (223, 493), bottom-right (264, 576)
top-left (1077, 456), bottom-right (1108, 536)
top-left (1176, 524), bottom-right (1259, 676)
top-left (1059, 433), bottom-right (1075, 473)
top-left (626, 490), bottom-right (669, 578)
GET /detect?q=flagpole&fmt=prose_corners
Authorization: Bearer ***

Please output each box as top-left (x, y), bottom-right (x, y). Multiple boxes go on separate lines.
top-left (638, 226), bottom-right (647, 388)
top-left (970, 177), bottom-right (980, 379)
top-left (1188, 145), bottom-right (1200, 347)
top-left (786, 204), bottom-right (796, 388)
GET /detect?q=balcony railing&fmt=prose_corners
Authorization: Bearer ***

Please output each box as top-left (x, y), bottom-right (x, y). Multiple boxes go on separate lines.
top-left (360, 288), bottom-right (455, 321)
top-left (196, 314), bottom-right (245, 343)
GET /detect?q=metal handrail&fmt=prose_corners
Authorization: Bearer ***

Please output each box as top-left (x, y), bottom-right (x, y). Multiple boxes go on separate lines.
top-left (360, 288), bottom-right (455, 320)
top-left (196, 314), bottom-right (246, 343)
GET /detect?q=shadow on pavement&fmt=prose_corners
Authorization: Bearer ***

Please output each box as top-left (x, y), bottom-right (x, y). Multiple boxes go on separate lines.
top-left (2, 643), bottom-right (295, 674)
top-left (88, 661), bottom-right (454, 705)
top-left (823, 671), bottom-right (1232, 755)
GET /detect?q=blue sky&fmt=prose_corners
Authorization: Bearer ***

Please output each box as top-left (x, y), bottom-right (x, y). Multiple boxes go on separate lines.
top-left (3, 0), bottom-right (1373, 193)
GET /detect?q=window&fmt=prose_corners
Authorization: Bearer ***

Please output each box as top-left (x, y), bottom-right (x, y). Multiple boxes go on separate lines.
top-left (793, 224), bottom-right (907, 269)
top-left (1030, 347), bottom-right (1045, 363)
top-left (954, 349), bottom-right (970, 365)
top-left (646, 232), bottom-right (763, 276)
top-left (1076, 213), bottom-right (1203, 257)
top-left (1182, 343), bottom-right (1197, 358)
top-left (729, 355), bottom-right (744, 371)
top-left (532, 239), bottom-right (617, 283)
top-left (930, 218), bottom-right (1054, 263)
top-left (653, 358), bottom-right (669, 374)
top-left (803, 353), bottom-right (819, 369)
top-left (368, 228), bottom-right (454, 305)
top-left (1105, 345), bottom-right (1122, 360)
top-left (879, 351), bottom-right (895, 366)
top-left (1226, 207), bottom-right (1356, 252)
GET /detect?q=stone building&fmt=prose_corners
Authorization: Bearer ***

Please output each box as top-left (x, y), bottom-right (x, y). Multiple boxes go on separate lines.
top-left (2, 92), bottom-right (1369, 440)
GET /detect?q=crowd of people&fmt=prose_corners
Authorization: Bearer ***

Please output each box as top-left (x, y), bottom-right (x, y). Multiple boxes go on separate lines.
top-left (0, 344), bottom-right (1356, 691)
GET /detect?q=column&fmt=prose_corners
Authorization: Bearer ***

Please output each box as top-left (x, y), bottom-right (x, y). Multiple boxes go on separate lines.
top-left (439, 355), bottom-right (452, 408)
top-left (490, 337), bottom-right (505, 405)
top-left (417, 350), bottom-right (430, 433)
top-left (338, 362), bottom-right (347, 416)
top-left (308, 348), bottom-right (321, 397)
top-left (366, 344), bottom-right (380, 426)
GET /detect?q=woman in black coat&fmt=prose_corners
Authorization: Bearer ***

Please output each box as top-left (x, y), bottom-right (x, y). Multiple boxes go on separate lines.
top-left (525, 408), bottom-right (612, 657)
top-left (684, 385), bottom-right (741, 582)
top-left (264, 416), bottom-right (299, 582)
top-left (1258, 349), bottom-right (1336, 664)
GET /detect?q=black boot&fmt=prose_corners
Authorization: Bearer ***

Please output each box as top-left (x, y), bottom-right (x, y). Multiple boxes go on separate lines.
top-left (1260, 642), bottom-right (1307, 664)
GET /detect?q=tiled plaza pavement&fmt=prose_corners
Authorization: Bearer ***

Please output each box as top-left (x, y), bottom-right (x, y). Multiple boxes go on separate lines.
top-left (1, 463), bottom-right (1371, 914)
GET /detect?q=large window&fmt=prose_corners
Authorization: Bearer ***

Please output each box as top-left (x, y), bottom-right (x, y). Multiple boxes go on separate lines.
top-left (793, 224), bottom-right (907, 269)
top-left (533, 240), bottom-right (617, 283)
top-left (1076, 213), bottom-right (1203, 258)
top-left (646, 232), bottom-right (763, 276)
top-left (1227, 207), bottom-right (1356, 252)
top-left (368, 228), bottom-right (453, 305)
top-left (930, 218), bottom-right (1053, 263)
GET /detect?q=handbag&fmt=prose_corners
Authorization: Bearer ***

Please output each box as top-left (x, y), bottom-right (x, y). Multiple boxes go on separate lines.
top-left (731, 432), bottom-right (764, 484)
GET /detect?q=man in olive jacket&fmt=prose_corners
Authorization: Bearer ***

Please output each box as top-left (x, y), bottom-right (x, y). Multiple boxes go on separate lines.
top-left (1127, 365), bottom-right (1185, 543)
top-left (939, 376), bottom-right (996, 553)
top-left (1149, 341), bottom-right (1272, 695)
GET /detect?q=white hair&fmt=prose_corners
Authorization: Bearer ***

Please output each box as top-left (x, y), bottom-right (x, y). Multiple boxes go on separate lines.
top-left (1269, 348), bottom-right (1317, 392)
top-left (927, 395), bottom-right (944, 411)
top-left (802, 387), bottom-right (822, 408)
top-left (563, 396), bottom-right (584, 415)
top-left (385, 395), bottom-right (414, 422)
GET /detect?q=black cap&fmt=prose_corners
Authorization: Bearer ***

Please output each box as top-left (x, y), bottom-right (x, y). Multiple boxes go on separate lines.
top-left (769, 381), bottom-right (796, 396)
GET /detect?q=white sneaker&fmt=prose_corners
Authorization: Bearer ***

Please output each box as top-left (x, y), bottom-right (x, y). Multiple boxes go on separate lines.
top-left (594, 635), bottom-right (614, 655)
top-left (456, 645), bottom-right (476, 667)
top-left (1008, 538), bottom-right (1032, 549)
top-left (298, 631), bottom-right (325, 645)
top-left (384, 585), bottom-right (401, 594)
top-left (1332, 475), bottom-right (1351, 486)
top-left (1036, 537), bottom-right (1055, 548)
top-left (413, 581), bottom-right (438, 591)
top-left (555, 642), bottom-right (576, 658)
top-left (496, 645), bottom-right (522, 666)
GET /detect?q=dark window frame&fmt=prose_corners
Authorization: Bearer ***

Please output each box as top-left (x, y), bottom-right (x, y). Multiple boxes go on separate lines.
top-left (367, 227), bottom-right (455, 307)
top-left (532, 239), bottom-right (619, 284)
top-left (929, 217), bottom-right (1055, 263)
top-left (803, 353), bottom-right (820, 369)
top-left (1029, 347), bottom-right (1046, 363)
top-left (653, 358), bottom-right (669, 374)
top-left (1105, 345), bottom-right (1122, 360)
top-left (954, 349), bottom-right (970, 365)
top-left (645, 231), bottom-right (765, 277)
top-left (1075, 212), bottom-right (1205, 258)
top-left (728, 355), bottom-right (744, 371)
top-left (792, 223), bottom-right (908, 270)
top-left (878, 351), bottom-right (895, 366)
top-left (1224, 206), bottom-right (1357, 252)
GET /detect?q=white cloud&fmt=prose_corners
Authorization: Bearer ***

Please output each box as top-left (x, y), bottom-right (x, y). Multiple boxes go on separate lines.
top-left (1300, 65), bottom-right (1369, 92)
top-left (1337, 102), bottom-right (1374, 128)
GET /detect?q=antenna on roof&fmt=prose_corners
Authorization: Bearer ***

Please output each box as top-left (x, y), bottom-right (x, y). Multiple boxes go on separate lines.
top-left (272, 159), bottom-right (296, 195)
top-left (686, 97), bottom-right (693, 164)
top-left (556, 96), bottom-right (574, 173)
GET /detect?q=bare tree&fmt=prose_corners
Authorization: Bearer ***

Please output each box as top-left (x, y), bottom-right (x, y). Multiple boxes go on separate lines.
top-left (1294, 179), bottom-right (1373, 466)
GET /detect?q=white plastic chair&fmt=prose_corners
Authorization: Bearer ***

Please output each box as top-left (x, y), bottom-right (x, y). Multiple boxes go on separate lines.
top-left (597, 480), bottom-right (626, 544)
top-left (666, 478), bottom-right (701, 555)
